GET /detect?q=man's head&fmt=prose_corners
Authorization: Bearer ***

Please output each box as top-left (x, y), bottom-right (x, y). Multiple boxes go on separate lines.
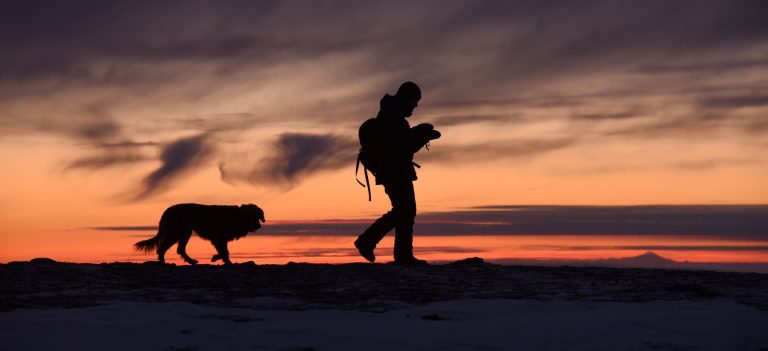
top-left (395, 81), bottom-right (421, 117)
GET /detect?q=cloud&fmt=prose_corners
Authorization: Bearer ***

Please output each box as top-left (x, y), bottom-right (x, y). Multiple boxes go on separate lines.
top-left (3, 1), bottom-right (766, 93)
top-left (220, 132), bottom-right (357, 188)
top-left (92, 141), bottom-right (159, 148)
top-left (430, 114), bottom-right (519, 127)
top-left (669, 158), bottom-right (756, 171)
top-left (90, 226), bottom-right (156, 231)
top-left (569, 111), bottom-right (644, 121)
top-left (96, 205), bottom-right (768, 240)
top-left (217, 133), bottom-right (576, 186)
top-left (601, 116), bottom-right (712, 138)
top-left (0, 2), bottom-right (278, 81)
top-left (419, 138), bottom-right (577, 163)
top-left (521, 244), bottom-right (768, 252)
top-left (46, 106), bottom-right (163, 172)
top-left (698, 95), bottom-right (768, 109)
top-left (634, 58), bottom-right (768, 75)
top-left (70, 119), bottom-right (121, 140)
top-left (32, 107), bottom-right (125, 143)
top-left (64, 139), bottom-right (159, 171)
top-left (1, 0), bottom-right (767, 194)
top-left (131, 134), bottom-right (215, 200)
top-left (426, 205), bottom-right (768, 239)
top-left (66, 151), bottom-right (149, 171)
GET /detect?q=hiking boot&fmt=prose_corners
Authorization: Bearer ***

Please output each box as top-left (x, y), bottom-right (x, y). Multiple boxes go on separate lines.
top-left (393, 256), bottom-right (428, 265)
top-left (354, 239), bottom-right (376, 263)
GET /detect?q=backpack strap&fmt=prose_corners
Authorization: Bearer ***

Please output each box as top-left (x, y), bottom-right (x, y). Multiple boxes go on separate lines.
top-left (355, 151), bottom-right (372, 201)
top-left (355, 152), bottom-right (365, 187)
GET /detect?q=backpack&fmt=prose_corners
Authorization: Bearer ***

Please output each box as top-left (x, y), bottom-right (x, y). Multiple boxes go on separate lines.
top-left (355, 118), bottom-right (433, 201)
top-left (356, 118), bottom-right (382, 201)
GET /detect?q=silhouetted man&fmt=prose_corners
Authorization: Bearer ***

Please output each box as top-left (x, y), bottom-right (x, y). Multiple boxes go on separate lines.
top-left (354, 81), bottom-right (441, 264)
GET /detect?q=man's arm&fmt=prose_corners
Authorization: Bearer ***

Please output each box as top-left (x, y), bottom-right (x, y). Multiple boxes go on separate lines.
top-left (408, 123), bottom-right (441, 153)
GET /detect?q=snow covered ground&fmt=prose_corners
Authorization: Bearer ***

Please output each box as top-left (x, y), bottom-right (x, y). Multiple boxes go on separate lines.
top-left (3, 299), bottom-right (767, 351)
top-left (2, 259), bottom-right (767, 350)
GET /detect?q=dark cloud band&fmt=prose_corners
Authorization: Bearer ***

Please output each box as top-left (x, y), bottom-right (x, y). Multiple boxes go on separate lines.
top-left (95, 204), bottom-right (768, 240)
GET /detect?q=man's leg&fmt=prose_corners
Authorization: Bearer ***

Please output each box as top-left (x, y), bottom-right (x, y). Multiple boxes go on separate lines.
top-left (357, 211), bottom-right (396, 247)
top-left (385, 181), bottom-right (418, 262)
top-left (355, 207), bottom-right (397, 262)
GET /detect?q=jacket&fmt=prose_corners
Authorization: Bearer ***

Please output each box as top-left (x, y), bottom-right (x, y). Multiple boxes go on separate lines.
top-left (372, 94), bottom-right (422, 184)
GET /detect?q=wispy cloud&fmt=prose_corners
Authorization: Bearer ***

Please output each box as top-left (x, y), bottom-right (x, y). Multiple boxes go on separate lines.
top-left (634, 58), bottom-right (768, 75)
top-left (698, 95), bottom-right (768, 109)
top-left (66, 151), bottom-right (149, 171)
top-left (430, 114), bottom-right (518, 127)
top-left (220, 132), bottom-right (357, 188)
top-left (131, 134), bottom-right (215, 200)
top-left (65, 140), bottom-right (159, 171)
top-left (419, 138), bottom-right (577, 163)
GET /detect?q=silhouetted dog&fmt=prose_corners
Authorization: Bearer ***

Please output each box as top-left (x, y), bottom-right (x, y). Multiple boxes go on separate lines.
top-left (133, 203), bottom-right (265, 265)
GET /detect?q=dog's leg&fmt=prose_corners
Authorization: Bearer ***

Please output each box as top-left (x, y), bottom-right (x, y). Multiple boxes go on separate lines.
top-left (176, 230), bottom-right (198, 265)
top-left (212, 240), bottom-right (232, 265)
top-left (210, 239), bottom-right (221, 262)
top-left (157, 239), bottom-right (173, 264)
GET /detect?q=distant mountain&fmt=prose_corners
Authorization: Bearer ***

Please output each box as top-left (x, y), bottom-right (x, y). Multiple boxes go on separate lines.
top-left (494, 252), bottom-right (768, 273)
top-left (597, 251), bottom-right (679, 269)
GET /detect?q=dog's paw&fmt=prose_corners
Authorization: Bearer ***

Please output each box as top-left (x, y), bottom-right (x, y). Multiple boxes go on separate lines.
top-left (187, 259), bottom-right (198, 265)
top-left (211, 254), bottom-right (221, 262)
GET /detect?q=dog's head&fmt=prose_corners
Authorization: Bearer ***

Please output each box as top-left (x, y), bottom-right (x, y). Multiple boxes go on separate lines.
top-left (240, 204), bottom-right (266, 231)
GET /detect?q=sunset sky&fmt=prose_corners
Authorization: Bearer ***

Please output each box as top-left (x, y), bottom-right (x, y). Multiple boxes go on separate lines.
top-left (1, 1), bottom-right (766, 264)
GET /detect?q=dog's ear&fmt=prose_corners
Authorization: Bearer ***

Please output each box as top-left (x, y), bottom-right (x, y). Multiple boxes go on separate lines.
top-left (256, 206), bottom-right (266, 223)
top-left (242, 204), bottom-right (266, 223)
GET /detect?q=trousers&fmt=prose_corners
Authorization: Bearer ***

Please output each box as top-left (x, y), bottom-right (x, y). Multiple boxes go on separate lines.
top-left (356, 180), bottom-right (416, 259)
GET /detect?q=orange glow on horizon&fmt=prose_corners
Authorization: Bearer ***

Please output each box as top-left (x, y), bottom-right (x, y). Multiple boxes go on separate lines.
top-left (2, 230), bottom-right (766, 267)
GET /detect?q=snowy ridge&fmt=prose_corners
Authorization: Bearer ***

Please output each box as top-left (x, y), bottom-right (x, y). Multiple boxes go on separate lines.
top-left (2, 257), bottom-right (767, 312)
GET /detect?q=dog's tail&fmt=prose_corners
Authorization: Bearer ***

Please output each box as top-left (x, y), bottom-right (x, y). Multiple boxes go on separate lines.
top-left (133, 235), bottom-right (160, 253)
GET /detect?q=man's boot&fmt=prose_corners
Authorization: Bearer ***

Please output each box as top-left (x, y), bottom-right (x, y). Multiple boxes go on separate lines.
top-left (354, 238), bottom-right (376, 263)
top-left (393, 254), bottom-right (428, 265)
